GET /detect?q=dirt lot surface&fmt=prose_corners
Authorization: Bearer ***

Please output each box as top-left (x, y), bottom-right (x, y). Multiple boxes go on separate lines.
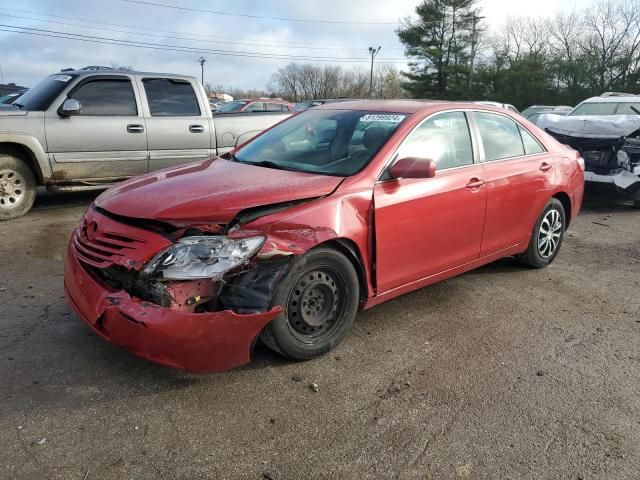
top-left (0, 190), bottom-right (639, 480)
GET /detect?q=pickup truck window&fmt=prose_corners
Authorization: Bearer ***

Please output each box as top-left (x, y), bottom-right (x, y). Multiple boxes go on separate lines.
top-left (70, 79), bottom-right (137, 116)
top-left (12, 74), bottom-right (78, 111)
top-left (143, 78), bottom-right (201, 117)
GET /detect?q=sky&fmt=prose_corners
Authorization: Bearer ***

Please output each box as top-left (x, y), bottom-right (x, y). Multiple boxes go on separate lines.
top-left (0, 0), bottom-right (592, 90)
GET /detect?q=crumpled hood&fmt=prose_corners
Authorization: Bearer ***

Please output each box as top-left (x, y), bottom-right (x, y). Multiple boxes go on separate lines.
top-left (537, 113), bottom-right (640, 139)
top-left (95, 158), bottom-right (343, 224)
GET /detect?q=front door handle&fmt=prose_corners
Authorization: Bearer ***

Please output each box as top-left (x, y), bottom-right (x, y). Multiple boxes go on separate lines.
top-left (189, 124), bottom-right (205, 133)
top-left (540, 162), bottom-right (553, 172)
top-left (466, 178), bottom-right (485, 189)
top-left (127, 124), bottom-right (144, 133)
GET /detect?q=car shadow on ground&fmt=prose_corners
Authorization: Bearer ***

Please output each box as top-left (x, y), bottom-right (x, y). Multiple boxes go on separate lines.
top-left (32, 188), bottom-right (102, 211)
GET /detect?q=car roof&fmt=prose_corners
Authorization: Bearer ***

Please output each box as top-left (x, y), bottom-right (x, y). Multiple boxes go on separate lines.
top-left (581, 95), bottom-right (640, 103)
top-left (314, 99), bottom-right (518, 115)
top-left (52, 69), bottom-right (196, 81)
top-left (314, 99), bottom-right (445, 114)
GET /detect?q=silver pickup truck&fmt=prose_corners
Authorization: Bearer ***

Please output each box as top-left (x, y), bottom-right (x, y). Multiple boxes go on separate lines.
top-left (0, 68), bottom-right (292, 220)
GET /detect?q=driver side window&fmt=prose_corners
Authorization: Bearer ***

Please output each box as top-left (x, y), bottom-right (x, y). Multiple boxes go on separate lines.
top-left (395, 111), bottom-right (474, 171)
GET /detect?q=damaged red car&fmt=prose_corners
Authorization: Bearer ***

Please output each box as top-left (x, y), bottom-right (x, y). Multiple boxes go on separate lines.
top-left (64, 101), bottom-right (585, 372)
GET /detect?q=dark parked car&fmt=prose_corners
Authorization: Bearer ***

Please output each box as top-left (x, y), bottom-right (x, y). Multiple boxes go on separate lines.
top-left (64, 101), bottom-right (585, 372)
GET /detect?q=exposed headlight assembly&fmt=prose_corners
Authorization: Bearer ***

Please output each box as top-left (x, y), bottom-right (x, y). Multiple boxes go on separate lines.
top-left (143, 236), bottom-right (265, 280)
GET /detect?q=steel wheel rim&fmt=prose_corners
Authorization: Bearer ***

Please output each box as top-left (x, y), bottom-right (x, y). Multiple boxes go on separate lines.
top-left (537, 208), bottom-right (562, 258)
top-left (286, 266), bottom-right (347, 344)
top-left (0, 168), bottom-right (26, 210)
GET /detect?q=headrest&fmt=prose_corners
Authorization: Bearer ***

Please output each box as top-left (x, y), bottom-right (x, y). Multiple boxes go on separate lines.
top-left (363, 127), bottom-right (388, 150)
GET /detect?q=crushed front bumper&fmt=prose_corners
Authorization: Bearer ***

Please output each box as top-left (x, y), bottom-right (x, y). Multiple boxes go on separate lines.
top-left (64, 241), bottom-right (281, 373)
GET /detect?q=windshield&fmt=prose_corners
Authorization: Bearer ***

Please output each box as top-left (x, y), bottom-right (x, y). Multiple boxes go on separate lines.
top-left (233, 109), bottom-right (407, 176)
top-left (13, 74), bottom-right (77, 110)
top-left (216, 100), bottom-right (248, 113)
top-left (570, 101), bottom-right (640, 116)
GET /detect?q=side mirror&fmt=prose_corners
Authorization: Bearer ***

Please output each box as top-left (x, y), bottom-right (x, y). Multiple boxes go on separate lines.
top-left (389, 157), bottom-right (437, 179)
top-left (59, 98), bottom-right (82, 116)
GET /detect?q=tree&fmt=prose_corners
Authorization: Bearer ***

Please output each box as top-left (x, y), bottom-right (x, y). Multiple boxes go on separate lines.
top-left (396, 0), bottom-right (481, 99)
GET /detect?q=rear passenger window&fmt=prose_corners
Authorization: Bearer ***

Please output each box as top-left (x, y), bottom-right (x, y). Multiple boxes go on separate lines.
top-left (395, 111), bottom-right (473, 170)
top-left (143, 78), bottom-right (201, 116)
top-left (71, 79), bottom-right (137, 116)
top-left (519, 127), bottom-right (545, 155)
top-left (475, 112), bottom-right (525, 161)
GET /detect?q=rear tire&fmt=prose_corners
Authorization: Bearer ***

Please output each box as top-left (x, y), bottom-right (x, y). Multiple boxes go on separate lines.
top-left (518, 198), bottom-right (566, 268)
top-left (260, 247), bottom-right (360, 360)
top-left (0, 154), bottom-right (36, 220)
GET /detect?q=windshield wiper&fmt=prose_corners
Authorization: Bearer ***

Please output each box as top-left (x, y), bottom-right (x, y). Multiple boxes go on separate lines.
top-left (11, 102), bottom-right (24, 109)
top-left (244, 160), bottom-right (290, 171)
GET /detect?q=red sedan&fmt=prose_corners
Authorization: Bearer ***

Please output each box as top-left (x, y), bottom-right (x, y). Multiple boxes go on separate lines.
top-left (64, 101), bottom-right (585, 372)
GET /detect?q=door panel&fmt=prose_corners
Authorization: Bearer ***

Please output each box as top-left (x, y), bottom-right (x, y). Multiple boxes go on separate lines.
top-left (141, 77), bottom-right (213, 171)
top-left (374, 164), bottom-right (487, 293)
top-left (46, 77), bottom-right (148, 181)
top-left (146, 118), bottom-right (212, 170)
top-left (471, 111), bottom-right (556, 255)
top-left (479, 156), bottom-right (555, 255)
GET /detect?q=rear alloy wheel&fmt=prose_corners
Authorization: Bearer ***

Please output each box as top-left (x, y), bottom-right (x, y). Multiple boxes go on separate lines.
top-left (260, 247), bottom-right (360, 360)
top-left (0, 154), bottom-right (37, 220)
top-left (518, 198), bottom-right (566, 268)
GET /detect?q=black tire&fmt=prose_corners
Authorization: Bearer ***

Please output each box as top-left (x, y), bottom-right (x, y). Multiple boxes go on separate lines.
top-left (260, 247), bottom-right (360, 360)
top-left (518, 198), bottom-right (566, 268)
top-left (0, 153), bottom-right (37, 220)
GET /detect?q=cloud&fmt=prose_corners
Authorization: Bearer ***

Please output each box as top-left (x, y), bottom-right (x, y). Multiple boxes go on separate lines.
top-left (0, 0), bottom-right (592, 90)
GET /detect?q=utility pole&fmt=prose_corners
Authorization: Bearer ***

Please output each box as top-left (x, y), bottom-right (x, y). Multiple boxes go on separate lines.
top-left (368, 46), bottom-right (381, 98)
top-left (198, 56), bottom-right (206, 85)
top-left (467, 14), bottom-right (485, 99)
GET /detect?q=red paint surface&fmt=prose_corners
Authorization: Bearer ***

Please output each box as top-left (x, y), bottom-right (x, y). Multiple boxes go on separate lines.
top-left (64, 241), bottom-right (280, 372)
top-left (65, 101), bottom-right (584, 372)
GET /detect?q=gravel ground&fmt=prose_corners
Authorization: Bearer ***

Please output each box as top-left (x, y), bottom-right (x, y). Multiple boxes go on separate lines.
top-left (0, 189), bottom-right (639, 480)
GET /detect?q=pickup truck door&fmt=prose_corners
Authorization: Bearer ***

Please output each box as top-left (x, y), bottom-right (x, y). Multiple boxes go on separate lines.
top-left (45, 75), bottom-right (148, 181)
top-left (139, 77), bottom-right (213, 171)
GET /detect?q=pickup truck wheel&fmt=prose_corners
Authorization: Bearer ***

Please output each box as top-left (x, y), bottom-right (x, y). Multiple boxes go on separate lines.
top-left (0, 154), bottom-right (36, 221)
top-left (260, 247), bottom-right (359, 360)
top-left (517, 198), bottom-right (566, 268)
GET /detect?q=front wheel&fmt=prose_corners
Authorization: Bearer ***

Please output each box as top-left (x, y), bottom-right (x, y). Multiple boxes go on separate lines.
top-left (260, 247), bottom-right (360, 360)
top-left (0, 153), bottom-right (37, 221)
top-left (518, 198), bottom-right (566, 268)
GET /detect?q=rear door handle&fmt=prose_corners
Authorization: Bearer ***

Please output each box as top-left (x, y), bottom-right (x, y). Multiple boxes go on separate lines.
top-left (189, 125), bottom-right (205, 133)
top-left (466, 178), bottom-right (485, 189)
top-left (540, 162), bottom-right (553, 172)
top-left (127, 124), bottom-right (144, 133)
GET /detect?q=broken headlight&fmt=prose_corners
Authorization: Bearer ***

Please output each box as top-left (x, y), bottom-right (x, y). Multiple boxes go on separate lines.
top-left (143, 236), bottom-right (265, 280)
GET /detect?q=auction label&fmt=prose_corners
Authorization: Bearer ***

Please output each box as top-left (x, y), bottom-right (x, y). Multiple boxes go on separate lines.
top-left (360, 114), bottom-right (406, 123)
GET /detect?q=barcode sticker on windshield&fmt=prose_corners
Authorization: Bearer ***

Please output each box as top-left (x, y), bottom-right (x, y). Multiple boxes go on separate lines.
top-left (53, 75), bottom-right (73, 82)
top-left (360, 114), bottom-right (406, 123)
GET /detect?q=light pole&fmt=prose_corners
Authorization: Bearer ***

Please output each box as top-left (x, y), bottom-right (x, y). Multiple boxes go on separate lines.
top-left (198, 56), bottom-right (206, 84)
top-left (368, 46), bottom-right (381, 98)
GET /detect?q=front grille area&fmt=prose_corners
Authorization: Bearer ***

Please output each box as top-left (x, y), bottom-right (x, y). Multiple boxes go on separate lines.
top-left (72, 219), bottom-right (145, 268)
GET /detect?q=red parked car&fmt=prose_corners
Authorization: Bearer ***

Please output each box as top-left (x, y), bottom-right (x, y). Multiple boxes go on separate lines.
top-left (64, 101), bottom-right (585, 372)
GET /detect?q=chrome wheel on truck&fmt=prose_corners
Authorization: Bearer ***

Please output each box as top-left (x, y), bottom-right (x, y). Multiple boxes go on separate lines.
top-left (0, 168), bottom-right (26, 210)
top-left (0, 153), bottom-right (37, 221)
